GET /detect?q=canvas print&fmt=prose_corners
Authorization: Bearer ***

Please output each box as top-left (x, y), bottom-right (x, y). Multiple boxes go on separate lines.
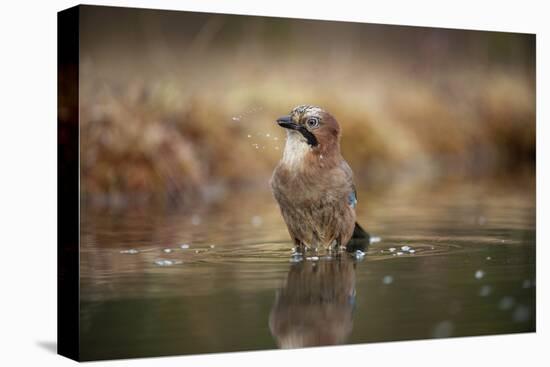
top-left (58, 5), bottom-right (536, 361)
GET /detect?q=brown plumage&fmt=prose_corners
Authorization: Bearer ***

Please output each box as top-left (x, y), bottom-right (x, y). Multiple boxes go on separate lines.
top-left (269, 258), bottom-right (356, 348)
top-left (270, 105), bottom-right (368, 252)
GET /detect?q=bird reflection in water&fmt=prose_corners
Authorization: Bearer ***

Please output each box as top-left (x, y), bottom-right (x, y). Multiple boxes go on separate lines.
top-left (269, 258), bottom-right (357, 348)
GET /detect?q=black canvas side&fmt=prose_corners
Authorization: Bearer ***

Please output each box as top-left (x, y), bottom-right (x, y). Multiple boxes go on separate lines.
top-left (57, 5), bottom-right (80, 362)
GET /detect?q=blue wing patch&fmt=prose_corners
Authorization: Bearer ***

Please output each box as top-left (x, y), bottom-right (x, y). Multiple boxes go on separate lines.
top-left (348, 190), bottom-right (357, 208)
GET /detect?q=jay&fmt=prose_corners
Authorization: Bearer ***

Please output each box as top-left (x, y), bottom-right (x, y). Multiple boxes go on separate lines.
top-left (271, 105), bottom-right (369, 254)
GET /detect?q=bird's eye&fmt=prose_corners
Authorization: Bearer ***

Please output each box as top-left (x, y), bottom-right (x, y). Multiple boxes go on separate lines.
top-left (306, 117), bottom-right (320, 129)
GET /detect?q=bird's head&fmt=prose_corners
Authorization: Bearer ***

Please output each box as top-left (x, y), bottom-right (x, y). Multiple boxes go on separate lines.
top-left (276, 105), bottom-right (341, 149)
top-left (276, 105), bottom-right (342, 170)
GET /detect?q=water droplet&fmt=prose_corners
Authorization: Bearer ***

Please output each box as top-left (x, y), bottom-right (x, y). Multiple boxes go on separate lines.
top-left (389, 247), bottom-right (396, 252)
top-left (513, 305), bottom-right (530, 322)
top-left (432, 321), bottom-right (454, 338)
top-left (251, 215), bottom-right (263, 227)
top-left (382, 275), bottom-right (393, 284)
top-left (120, 249), bottom-right (139, 254)
top-left (409, 249), bottom-right (416, 254)
top-left (499, 296), bottom-right (515, 310)
top-left (180, 244), bottom-right (190, 249)
top-left (154, 259), bottom-right (181, 266)
top-left (401, 245), bottom-right (411, 251)
top-left (370, 236), bottom-right (381, 244)
top-left (191, 214), bottom-right (201, 226)
top-left (479, 285), bottom-right (492, 297)
top-left (475, 270), bottom-right (485, 279)
top-left (163, 248), bottom-right (173, 253)
top-left (396, 252), bottom-right (404, 256)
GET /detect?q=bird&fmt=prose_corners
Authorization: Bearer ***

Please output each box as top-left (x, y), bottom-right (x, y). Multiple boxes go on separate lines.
top-left (270, 105), bottom-right (369, 254)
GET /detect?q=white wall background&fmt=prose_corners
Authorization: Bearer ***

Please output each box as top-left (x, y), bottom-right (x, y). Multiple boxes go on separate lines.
top-left (0, 0), bottom-right (547, 366)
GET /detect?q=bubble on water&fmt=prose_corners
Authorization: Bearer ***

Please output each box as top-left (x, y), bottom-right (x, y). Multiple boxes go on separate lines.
top-left (401, 245), bottom-right (411, 251)
top-left (382, 275), bottom-right (393, 284)
top-left (479, 285), bottom-right (492, 297)
top-left (389, 247), bottom-right (396, 252)
top-left (251, 215), bottom-right (263, 227)
top-left (191, 214), bottom-right (201, 226)
top-left (180, 243), bottom-right (190, 249)
top-left (154, 259), bottom-right (181, 266)
top-left (499, 296), bottom-right (515, 310)
top-left (354, 250), bottom-right (365, 260)
top-left (432, 321), bottom-right (454, 338)
top-left (163, 248), bottom-right (173, 253)
top-left (513, 305), bottom-right (530, 322)
top-left (396, 252), bottom-right (404, 256)
top-left (475, 270), bottom-right (485, 279)
top-left (409, 249), bottom-right (416, 254)
top-left (370, 236), bottom-right (381, 244)
top-left (522, 279), bottom-right (532, 289)
top-left (120, 249), bottom-right (139, 254)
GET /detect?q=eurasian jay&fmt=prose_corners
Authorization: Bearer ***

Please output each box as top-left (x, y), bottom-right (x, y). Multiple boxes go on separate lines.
top-left (271, 105), bottom-right (369, 253)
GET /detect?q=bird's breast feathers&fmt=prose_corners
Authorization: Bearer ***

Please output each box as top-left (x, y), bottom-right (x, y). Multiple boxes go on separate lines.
top-left (280, 131), bottom-right (312, 170)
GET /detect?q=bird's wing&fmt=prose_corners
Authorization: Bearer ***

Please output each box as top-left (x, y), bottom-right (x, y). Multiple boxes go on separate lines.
top-left (340, 160), bottom-right (357, 208)
top-left (348, 184), bottom-right (358, 208)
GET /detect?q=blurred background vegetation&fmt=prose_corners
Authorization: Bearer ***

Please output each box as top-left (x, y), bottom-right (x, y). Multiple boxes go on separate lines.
top-left (71, 5), bottom-right (535, 208)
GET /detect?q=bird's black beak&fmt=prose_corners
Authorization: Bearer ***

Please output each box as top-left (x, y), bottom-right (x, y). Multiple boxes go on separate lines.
top-left (276, 115), bottom-right (298, 130)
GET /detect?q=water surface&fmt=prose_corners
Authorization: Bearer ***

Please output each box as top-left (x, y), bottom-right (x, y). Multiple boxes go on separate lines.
top-left (80, 181), bottom-right (535, 360)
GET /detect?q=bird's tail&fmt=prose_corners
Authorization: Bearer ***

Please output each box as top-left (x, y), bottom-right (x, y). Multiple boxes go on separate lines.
top-left (347, 222), bottom-right (370, 253)
top-left (352, 222), bottom-right (370, 240)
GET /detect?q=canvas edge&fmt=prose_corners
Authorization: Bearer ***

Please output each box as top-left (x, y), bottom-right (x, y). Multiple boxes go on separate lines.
top-left (57, 4), bottom-right (81, 362)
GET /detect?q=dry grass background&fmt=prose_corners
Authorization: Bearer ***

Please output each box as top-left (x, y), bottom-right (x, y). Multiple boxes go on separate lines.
top-left (72, 6), bottom-right (535, 207)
